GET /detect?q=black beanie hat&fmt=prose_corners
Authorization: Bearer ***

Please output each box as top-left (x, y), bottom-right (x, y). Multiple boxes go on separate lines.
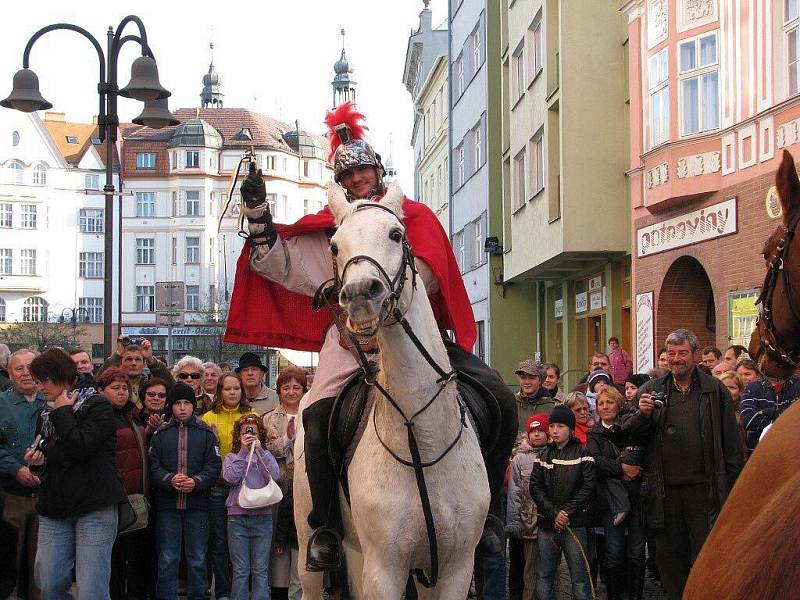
top-left (549, 404), bottom-right (576, 430)
top-left (167, 382), bottom-right (197, 412)
top-left (626, 373), bottom-right (651, 389)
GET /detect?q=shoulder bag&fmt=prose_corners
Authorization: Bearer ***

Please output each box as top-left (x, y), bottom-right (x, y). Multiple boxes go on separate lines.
top-left (118, 417), bottom-right (150, 536)
top-left (238, 442), bottom-right (283, 509)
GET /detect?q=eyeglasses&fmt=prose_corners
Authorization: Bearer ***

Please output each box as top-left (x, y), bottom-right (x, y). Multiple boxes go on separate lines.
top-left (145, 391), bottom-right (167, 398)
top-left (177, 372), bottom-right (202, 380)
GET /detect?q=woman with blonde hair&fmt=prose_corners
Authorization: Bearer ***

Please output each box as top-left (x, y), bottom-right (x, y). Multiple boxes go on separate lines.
top-left (565, 391), bottom-right (593, 446)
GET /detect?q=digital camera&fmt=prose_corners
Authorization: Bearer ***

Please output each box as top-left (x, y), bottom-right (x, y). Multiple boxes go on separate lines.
top-left (650, 391), bottom-right (668, 407)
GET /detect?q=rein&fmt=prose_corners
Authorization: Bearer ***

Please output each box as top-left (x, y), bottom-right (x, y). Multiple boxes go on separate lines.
top-left (755, 210), bottom-right (800, 371)
top-left (315, 202), bottom-right (466, 588)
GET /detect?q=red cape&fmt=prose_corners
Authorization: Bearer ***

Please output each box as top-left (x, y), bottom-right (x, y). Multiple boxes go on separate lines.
top-left (224, 198), bottom-right (477, 353)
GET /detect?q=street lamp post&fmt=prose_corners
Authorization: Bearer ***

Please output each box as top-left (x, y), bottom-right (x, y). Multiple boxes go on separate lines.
top-left (1, 16), bottom-right (179, 359)
top-left (59, 307), bottom-right (90, 346)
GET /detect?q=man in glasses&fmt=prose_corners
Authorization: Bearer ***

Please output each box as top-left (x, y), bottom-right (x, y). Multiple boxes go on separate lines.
top-left (99, 337), bottom-right (173, 409)
top-left (172, 356), bottom-right (212, 415)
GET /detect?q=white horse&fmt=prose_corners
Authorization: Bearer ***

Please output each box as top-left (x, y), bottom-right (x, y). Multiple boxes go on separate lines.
top-left (293, 182), bottom-right (490, 599)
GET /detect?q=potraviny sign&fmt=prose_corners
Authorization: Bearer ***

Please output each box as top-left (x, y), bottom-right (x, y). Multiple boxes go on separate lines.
top-left (637, 198), bottom-right (737, 257)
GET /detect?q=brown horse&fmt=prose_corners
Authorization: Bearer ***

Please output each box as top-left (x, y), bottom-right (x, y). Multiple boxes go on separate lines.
top-left (685, 150), bottom-right (800, 598)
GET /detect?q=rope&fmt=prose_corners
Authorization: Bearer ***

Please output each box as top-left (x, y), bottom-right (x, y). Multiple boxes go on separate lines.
top-left (564, 525), bottom-right (597, 600)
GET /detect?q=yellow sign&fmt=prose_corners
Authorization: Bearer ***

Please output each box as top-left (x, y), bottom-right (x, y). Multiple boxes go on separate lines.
top-left (766, 186), bottom-right (782, 219)
top-left (730, 294), bottom-right (758, 318)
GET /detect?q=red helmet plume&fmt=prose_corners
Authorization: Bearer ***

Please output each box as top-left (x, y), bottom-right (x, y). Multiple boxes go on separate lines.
top-left (324, 101), bottom-right (368, 162)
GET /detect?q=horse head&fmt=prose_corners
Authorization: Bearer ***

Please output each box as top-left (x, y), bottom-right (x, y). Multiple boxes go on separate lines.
top-left (327, 181), bottom-right (412, 339)
top-left (749, 149), bottom-right (800, 379)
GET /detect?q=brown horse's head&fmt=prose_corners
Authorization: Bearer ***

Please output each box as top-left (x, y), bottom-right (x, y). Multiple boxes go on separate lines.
top-left (749, 149), bottom-right (800, 379)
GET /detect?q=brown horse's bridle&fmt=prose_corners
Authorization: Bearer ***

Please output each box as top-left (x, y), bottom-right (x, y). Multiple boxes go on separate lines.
top-left (754, 210), bottom-right (800, 372)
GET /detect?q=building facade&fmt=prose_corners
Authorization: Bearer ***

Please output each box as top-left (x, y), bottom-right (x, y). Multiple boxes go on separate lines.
top-left (403, 2), bottom-right (450, 230)
top-left (0, 111), bottom-right (120, 362)
top-left (497, 0), bottom-right (629, 387)
top-left (623, 0), bottom-right (800, 372)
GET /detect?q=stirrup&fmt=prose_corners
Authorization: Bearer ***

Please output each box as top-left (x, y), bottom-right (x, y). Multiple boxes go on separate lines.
top-left (306, 526), bottom-right (343, 572)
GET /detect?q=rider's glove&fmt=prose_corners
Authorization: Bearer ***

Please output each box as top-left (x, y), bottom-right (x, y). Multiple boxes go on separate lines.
top-left (240, 161), bottom-right (267, 209)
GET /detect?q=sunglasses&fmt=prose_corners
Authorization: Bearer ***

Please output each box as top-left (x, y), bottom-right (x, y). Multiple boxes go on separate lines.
top-left (145, 391), bottom-right (167, 398)
top-left (177, 372), bottom-right (202, 380)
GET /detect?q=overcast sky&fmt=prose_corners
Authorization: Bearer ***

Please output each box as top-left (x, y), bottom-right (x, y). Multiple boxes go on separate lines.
top-left (0, 0), bottom-right (449, 194)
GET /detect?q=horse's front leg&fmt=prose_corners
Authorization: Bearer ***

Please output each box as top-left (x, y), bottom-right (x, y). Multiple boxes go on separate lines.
top-left (360, 553), bottom-right (410, 600)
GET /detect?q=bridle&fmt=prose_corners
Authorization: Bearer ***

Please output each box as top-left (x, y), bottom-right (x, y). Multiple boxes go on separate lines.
top-left (313, 201), bottom-right (465, 588)
top-left (754, 209), bottom-right (800, 372)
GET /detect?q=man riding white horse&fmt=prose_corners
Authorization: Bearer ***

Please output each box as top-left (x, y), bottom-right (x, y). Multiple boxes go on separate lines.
top-left (226, 102), bottom-right (516, 574)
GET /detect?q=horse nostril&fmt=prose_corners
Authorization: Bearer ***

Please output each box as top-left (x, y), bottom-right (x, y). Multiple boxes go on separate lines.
top-left (339, 288), bottom-right (349, 304)
top-left (368, 279), bottom-right (384, 299)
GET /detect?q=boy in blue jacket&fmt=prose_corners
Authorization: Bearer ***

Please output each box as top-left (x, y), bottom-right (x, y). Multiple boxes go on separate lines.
top-left (150, 383), bottom-right (221, 600)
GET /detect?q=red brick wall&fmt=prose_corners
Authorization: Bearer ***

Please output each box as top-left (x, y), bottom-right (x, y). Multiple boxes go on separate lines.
top-left (121, 140), bottom-right (170, 178)
top-left (634, 170), bottom-right (777, 349)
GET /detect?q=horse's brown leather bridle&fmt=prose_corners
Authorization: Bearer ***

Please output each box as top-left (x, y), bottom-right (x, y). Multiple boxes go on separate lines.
top-left (754, 210), bottom-right (800, 373)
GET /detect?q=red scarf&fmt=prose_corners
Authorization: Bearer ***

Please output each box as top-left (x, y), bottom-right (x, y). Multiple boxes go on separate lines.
top-left (224, 198), bottom-right (477, 353)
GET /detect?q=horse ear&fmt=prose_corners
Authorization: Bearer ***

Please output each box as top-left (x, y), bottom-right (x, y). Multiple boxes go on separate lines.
top-left (327, 182), bottom-right (349, 223)
top-left (776, 149), bottom-right (800, 225)
top-left (380, 181), bottom-right (404, 217)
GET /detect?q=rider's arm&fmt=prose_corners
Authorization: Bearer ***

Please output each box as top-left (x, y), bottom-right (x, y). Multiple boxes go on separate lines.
top-left (248, 231), bottom-right (334, 298)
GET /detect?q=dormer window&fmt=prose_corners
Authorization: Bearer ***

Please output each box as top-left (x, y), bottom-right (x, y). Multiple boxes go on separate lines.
top-left (66, 135), bottom-right (79, 144)
top-left (235, 127), bottom-right (253, 141)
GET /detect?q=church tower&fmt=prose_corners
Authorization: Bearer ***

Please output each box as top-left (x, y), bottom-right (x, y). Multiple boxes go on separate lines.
top-left (201, 43), bottom-right (224, 108)
top-left (332, 29), bottom-right (356, 108)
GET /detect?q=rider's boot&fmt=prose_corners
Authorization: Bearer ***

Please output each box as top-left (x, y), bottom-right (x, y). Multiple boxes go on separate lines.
top-left (303, 397), bottom-right (343, 572)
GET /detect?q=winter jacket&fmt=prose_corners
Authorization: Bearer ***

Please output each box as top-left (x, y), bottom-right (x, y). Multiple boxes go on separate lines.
top-left (202, 406), bottom-right (257, 459)
top-left (529, 438), bottom-right (595, 531)
top-left (222, 445), bottom-right (280, 515)
top-left (111, 401), bottom-right (147, 495)
top-left (515, 389), bottom-right (555, 434)
top-left (265, 404), bottom-right (298, 548)
top-left (506, 442), bottom-right (544, 539)
top-left (622, 368), bottom-right (743, 530)
top-left (608, 348), bottom-right (633, 385)
top-left (0, 388), bottom-right (44, 496)
top-left (36, 394), bottom-right (127, 519)
top-left (149, 415), bottom-right (221, 512)
top-left (739, 377), bottom-right (800, 450)
top-left (247, 384), bottom-right (279, 417)
top-left (99, 354), bottom-right (174, 409)
top-left (0, 369), bottom-right (11, 393)
top-left (587, 421), bottom-right (638, 516)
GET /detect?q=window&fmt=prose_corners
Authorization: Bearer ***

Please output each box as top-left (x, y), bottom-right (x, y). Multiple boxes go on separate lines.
top-left (789, 0), bottom-right (799, 21)
top-left (136, 286), bottom-right (155, 312)
top-left (0, 298), bottom-right (5, 322)
top-left (11, 131), bottom-right (19, 147)
top-left (32, 164), bottom-right (46, 185)
top-left (136, 192), bottom-right (155, 217)
top-left (79, 208), bottom-right (103, 233)
top-left (474, 126), bottom-right (482, 169)
top-left (171, 237), bottom-right (177, 265)
top-left (265, 155), bottom-right (275, 170)
top-left (472, 27), bottom-right (482, 71)
top-left (171, 191), bottom-right (178, 216)
top-left (679, 32), bottom-right (719, 135)
top-left (22, 297), bottom-right (47, 322)
top-left (513, 149), bottom-right (526, 211)
top-left (456, 56), bottom-right (464, 97)
top-left (20, 249), bottom-right (36, 275)
top-left (0, 249), bottom-right (11, 275)
top-left (453, 230), bottom-right (465, 272)
top-left (8, 162), bottom-right (22, 185)
top-left (303, 160), bottom-right (311, 178)
top-left (303, 198), bottom-right (311, 215)
top-left (457, 145), bottom-right (465, 187)
top-left (648, 49), bottom-right (670, 147)
top-left (20, 204), bottom-right (36, 229)
top-left (527, 18), bottom-right (543, 83)
top-left (529, 132), bottom-right (544, 196)
top-left (136, 238), bottom-right (155, 264)
top-left (0, 203), bottom-right (10, 228)
top-left (79, 251), bottom-right (103, 278)
top-left (511, 44), bottom-right (524, 103)
top-left (79, 297), bottom-right (103, 323)
top-left (279, 195), bottom-right (289, 221)
top-left (475, 320), bottom-right (485, 362)
top-left (91, 137), bottom-right (102, 145)
top-left (186, 237), bottom-right (200, 263)
top-left (85, 174), bottom-right (100, 189)
top-left (267, 194), bottom-right (277, 217)
top-left (185, 151), bottom-right (199, 168)
top-left (209, 238), bottom-right (215, 265)
top-left (281, 157), bottom-right (288, 172)
top-left (790, 25), bottom-right (800, 96)
top-left (186, 285), bottom-right (200, 311)
top-left (473, 216), bottom-right (484, 268)
top-left (136, 153), bottom-right (156, 169)
top-left (186, 190), bottom-right (200, 216)
top-left (66, 135), bottom-right (79, 144)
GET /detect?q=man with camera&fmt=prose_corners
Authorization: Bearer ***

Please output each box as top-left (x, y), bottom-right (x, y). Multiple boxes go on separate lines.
top-left (622, 329), bottom-right (743, 600)
top-left (100, 335), bottom-right (174, 408)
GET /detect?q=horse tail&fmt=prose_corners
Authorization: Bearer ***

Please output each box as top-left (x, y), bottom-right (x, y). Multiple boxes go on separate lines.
top-left (686, 469), bottom-right (800, 599)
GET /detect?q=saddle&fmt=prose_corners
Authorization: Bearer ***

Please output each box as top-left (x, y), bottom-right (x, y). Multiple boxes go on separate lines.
top-left (327, 367), bottom-right (502, 505)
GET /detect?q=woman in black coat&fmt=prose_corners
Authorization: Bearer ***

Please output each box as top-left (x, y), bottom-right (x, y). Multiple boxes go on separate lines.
top-left (27, 349), bottom-right (127, 600)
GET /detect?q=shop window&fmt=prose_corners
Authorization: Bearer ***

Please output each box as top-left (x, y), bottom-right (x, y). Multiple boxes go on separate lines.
top-left (729, 290), bottom-right (759, 347)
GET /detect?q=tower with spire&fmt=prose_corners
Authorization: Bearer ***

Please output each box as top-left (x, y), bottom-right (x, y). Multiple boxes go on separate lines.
top-left (332, 29), bottom-right (356, 108)
top-left (201, 43), bottom-right (224, 108)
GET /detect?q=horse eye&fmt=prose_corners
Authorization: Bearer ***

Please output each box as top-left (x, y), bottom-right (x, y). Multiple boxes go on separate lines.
top-left (330, 242), bottom-right (338, 257)
top-left (389, 229), bottom-right (403, 243)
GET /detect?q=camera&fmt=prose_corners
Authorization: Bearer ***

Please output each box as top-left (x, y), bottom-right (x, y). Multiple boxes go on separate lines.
top-left (121, 336), bottom-right (143, 347)
top-left (245, 426), bottom-right (255, 435)
top-left (650, 391), bottom-right (668, 407)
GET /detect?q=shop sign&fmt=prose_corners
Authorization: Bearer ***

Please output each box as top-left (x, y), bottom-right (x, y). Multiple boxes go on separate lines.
top-left (554, 298), bottom-right (564, 318)
top-left (589, 276), bottom-right (603, 291)
top-left (121, 326), bottom-right (224, 337)
top-left (576, 292), bottom-right (588, 314)
top-left (637, 198), bottom-right (737, 257)
top-left (635, 292), bottom-right (655, 373)
top-left (590, 291), bottom-right (603, 311)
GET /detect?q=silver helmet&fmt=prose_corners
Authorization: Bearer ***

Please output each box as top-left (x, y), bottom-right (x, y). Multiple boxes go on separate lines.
top-left (331, 123), bottom-right (385, 184)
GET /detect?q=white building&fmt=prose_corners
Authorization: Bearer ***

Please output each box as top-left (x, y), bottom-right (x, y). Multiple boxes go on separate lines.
top-left (403, 1), bottom-right (450, 230)
top-left (0, 110), bottom-right (120, 361)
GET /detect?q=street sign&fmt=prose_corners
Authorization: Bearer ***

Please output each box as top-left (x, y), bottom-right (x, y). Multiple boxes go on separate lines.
top-left (157, 311), bottom-right (185, 326)
top-left (155, 281), bottom-right (185, 311)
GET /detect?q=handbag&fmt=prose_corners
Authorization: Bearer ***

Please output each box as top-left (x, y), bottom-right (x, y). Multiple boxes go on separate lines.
top-left (238, 442), bottom-right (282, 509)
top-left (118, 417), bottom-right (150, 536)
